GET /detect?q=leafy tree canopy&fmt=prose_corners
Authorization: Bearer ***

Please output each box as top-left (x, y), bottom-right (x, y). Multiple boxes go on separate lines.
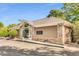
top-left (63, 3), bottom-right (79, 22)
top-left (47, 10), bottom-right (65, 19)
top-left (7, 24), bottom-right (17, 28)
top-left (47, 3), bottom-right (79, 23)
top-left (0, 22), bottom-right (4, 28)
top-left (73, 20), bottom-right (79, 42)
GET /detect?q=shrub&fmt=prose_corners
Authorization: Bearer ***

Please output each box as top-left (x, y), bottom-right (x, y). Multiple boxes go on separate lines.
top-left (9, 29), bottom-right (18, 38)
top-left (0, 27), bottom-right (9, 37)
top-left (73, 20), bottom-right (79, 42)
top-left (0, 22), bottom-right (4, 28)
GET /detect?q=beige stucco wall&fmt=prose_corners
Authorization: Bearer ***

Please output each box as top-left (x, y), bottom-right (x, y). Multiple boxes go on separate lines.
top-left (31, 25), bottom-right (71, 44)
top-left (31, 26), bottom-right (63, 44)
top-left (32, 26), bottom-right (57, 39)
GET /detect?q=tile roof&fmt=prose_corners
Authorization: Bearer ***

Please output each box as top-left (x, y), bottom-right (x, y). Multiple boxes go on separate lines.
top-left (32, 17), bottom-right (72, 27)
top-left (11, 17), bottom-right (72, 29)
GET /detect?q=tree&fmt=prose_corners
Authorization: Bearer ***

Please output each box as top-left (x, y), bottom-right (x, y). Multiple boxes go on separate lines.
top-left (47, 10), bottom-right (65, 19)
top-left (47, 3), bottom-right (79, 23)
top-left (63, 3), bottom-right (79, 23)
top-left (0, 22), bottom-right (4, 28)
top-left (7, 24), bottom-right (16, 28)
top-left (73, 20), bottom-right (79, 43)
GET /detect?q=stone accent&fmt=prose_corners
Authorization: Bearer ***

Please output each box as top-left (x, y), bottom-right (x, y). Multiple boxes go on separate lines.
top-left (57, 23), bottom-right (66, 44)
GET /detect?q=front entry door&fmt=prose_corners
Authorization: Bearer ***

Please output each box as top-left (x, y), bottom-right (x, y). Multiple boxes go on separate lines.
top-left (23, 28), bottom-right (29, 38)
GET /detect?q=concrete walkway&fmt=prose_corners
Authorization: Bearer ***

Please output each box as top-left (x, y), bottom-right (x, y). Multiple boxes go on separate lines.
top-left (0, 40), bottom-right (64, 56)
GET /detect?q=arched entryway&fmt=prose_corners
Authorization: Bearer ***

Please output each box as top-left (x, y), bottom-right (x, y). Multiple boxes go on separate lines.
top-left (22, 28), bottom-right (29, 38)
top-left (19, 26), bottom-right (32, 40)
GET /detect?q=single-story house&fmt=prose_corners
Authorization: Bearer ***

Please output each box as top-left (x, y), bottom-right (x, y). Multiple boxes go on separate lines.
top-left (12, 17), bottom-right (72, 44)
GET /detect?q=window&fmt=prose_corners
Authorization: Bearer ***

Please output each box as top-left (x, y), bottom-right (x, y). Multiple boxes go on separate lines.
top-left (36, 31), bottom-right (43, 35)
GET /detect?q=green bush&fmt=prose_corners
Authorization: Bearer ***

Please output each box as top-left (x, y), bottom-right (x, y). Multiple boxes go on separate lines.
top-left (0, 27), bottom-right (9, 37)
top-left (9, 29), bottom-right (18, 38)
top-left (73, 20), bottom-right (79, 42)
top-left (0, 22), bottom-right (4, 28)
top-left (0, 26), bottom-right (18, 38)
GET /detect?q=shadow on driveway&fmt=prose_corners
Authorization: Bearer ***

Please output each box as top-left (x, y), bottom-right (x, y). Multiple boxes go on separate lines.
top-left (0, 46), bottom-right (79, 56)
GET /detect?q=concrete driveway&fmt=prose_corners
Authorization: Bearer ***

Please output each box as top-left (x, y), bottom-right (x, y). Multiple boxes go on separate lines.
top-left (0, 40), bottom-right (63, 56)
top-left (0, 40), bottom-right (79, 56)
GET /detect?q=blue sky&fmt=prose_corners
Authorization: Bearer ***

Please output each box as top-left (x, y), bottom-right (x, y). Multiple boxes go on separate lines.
top-left (0, 3), bottom-right (63, 26)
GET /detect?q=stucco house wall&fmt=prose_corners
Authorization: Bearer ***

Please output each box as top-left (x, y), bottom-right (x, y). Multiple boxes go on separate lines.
top-left (31, 26), bottom-right (63, 44)
top-left (32, 26), bottom-right (57, 38)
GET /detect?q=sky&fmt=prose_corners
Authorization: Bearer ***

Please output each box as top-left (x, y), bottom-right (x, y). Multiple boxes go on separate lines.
top-left (0, 3), bottom-right (63, 26)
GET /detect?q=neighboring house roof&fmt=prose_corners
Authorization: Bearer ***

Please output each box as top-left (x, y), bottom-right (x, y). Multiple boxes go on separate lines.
top-left (11, 17), bottom-right (72, 29)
